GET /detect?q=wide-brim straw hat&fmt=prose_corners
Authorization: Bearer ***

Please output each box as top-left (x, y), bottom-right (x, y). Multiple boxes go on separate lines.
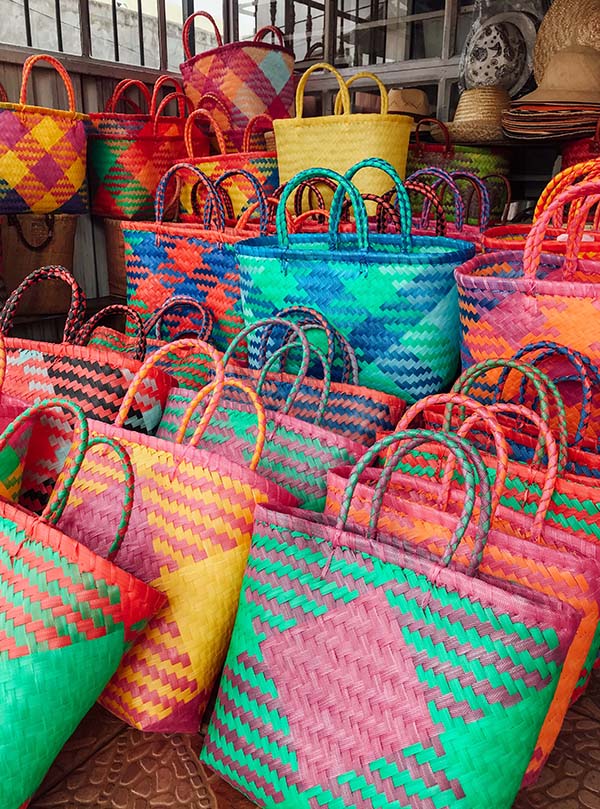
top-left (534, 0), bottom-right (600, 83)
top-left (520, 46), bottom-right (600, 104)
top-left (433, 87), bottom-right (510, 143)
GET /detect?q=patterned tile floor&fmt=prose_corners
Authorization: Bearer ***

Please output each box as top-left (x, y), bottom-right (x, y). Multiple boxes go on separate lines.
top-left (28, 674), bottom-right (600, 808)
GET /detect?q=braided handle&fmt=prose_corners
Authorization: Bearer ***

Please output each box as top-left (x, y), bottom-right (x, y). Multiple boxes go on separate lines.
top-left (183, 12), bottom-right (223, 58)
top-left (185, 107), bottom-right (228, 157)
top-left (535, 159), bottom-right (600, 224)
top-left (397, 392), bottom-right (508, 517)
top-left (105, 79), bottom-right (152, 114)
top-left (407, 167), bottom-right (465, 231)
top-left (451, 171), bottom-right (491, 232)
top-left (337, 429), bottom-right (488, 575)
top-left (116, 337), bottom-right (225, 427)
top-left (254, 25), bottom-right (285, 46)
top-left (457, 359), bottom-right (569, 473)
top-left (482, 174), bottom-right (512, 224)
top-left (0, 398), bottom-right (88, 524)
top-left (20, 54), bottom-right (76, 112)
top-left (374, 429), bottom-right (492, 576)
top-left (209, 168), bottom-right (270, 233)
top-left (242, 114), bottom-right (275, 152)
top-left (404, 182), bottom-right (447, 236)
top-left (145, 296), bottom-right (214, 342)
top-left (293, 176), bottom-right (338, 217)
top-left (412, 118), bottom-right (452, 157)
top-left (74, 305), bottom-right (147, 361)
top-left (178, 378), bottom-right (266, 470)
top-left (154, 163), bottom-right (226, 228)
top-left (152, 92), bottom-right (192, 134)
top-left (0, 266), bottom-right (86, 343)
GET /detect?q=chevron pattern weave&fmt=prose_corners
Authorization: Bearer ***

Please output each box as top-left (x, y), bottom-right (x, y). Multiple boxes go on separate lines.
top-left (239, 164), bottom-right (475, 401)
top-left (56, 411), bottom-right (299, 733)
top-left (202, 488), bottom-right (578, 808)
top-left (0, 55), bottom-right (88, 215)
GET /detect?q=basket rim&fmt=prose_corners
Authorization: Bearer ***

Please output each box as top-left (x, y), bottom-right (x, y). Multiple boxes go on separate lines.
top-left (181, 38), bottom-right (294, 71)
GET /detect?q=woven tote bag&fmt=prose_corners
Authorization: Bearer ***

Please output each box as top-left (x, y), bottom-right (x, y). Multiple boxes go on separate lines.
top-left (88, 77), bottom-right (197, 220)
top-left (179, 109), bottom-right (279, 217)
top-left (56, 338), bottom-right (298, 733)
top-left (328, 394), bottom-right (600, 784)
top-left (123, 162), bottom-right (269, 354)
top-left (155, 324), bottom-right (367, 510)
top-left (457, 180), bottom-right (600, 374)
top-left (0, 398), bottom-right (164, 809)
top-left (406, 118), bottom-right (510, 222)
top-left (201, 427), bottom-right (579, 809)
top-left (180, 12), bottom-right (294, 152)
top-left (0, 267), bottom-right (172, 512)
top-left (275, 65), bottom-right (412, 199)
top-left (239, 159), bottom-right (475, 401)
top-left (0, 55), bottom-right (89, 215)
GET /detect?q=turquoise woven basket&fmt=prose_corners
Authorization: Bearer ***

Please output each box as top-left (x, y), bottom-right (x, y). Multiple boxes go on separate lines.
top-left (238, 158), bottom-right (475, 402)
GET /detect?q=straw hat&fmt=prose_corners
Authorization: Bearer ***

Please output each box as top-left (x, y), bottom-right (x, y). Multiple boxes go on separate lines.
top-left (534, 0), bottom-right (600, 82)
top-left (434, 87), bottom-right (510, 143)
top-left (520, 46), bottom-right (600, 104)
top-left (388, 88), bottom-right (430, 118)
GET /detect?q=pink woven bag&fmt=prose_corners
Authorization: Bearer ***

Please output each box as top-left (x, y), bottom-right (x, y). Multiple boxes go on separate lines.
top-left (180, 12), bottom-right (294, 152)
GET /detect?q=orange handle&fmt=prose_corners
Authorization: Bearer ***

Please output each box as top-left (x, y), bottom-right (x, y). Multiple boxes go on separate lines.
top-left (20, 54), bottom-right (77, 112)
top-left (184, 107), bottom-right (228, 157)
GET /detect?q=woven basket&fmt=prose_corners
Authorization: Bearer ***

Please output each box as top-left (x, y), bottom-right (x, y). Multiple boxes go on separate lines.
top-left (457, 180), bottom-right (600, 377)
top-left (240, 160), bottom-right (475, 401)
top-left (202, 427), bottom-right (579, 809)
top-left (0, 267), bottom-right (172, 513)
top-left (275, 66), bottom-right (412, 203)
top-left (55, 339), bottom-right (298, 734)
top-left (123, 162), bottom-right (271, 354)
top-left (88, 77), bottom-right (196, 220)
top-left (0, 398), bottom-right (164, 809)
top-left (562, 120), bottom-right (600, 168)
top-left (178, 110), bottom-right (279, 218)
top-left (0, 214), bottom-right (77, 312)
top-left (0, 55), bottom-right (88, 214)
top-left (180, 12), bottom-right (294, 152)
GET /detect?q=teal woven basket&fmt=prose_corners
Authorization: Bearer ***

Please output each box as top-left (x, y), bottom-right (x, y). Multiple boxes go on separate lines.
top-left (238, 159), bottom-right (475, 402)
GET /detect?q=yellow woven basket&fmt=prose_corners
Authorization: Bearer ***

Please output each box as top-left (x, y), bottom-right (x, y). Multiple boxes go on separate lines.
top-left (274, 63), bottom-right (412, 202)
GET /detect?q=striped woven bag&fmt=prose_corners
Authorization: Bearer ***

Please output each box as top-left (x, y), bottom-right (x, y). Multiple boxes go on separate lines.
top-left (457, 179), bottom-right (600, 375)
top-left (178, 109), bottom-right (279, 218)
top-left (0, 398), bottom-right (164, 809)
top-left (123, 162), bottom-right (270, 354)
top-left (88, 76), bottom-right (196, 220)
top-left (0, 55), bottom-right (89, 215)
top-left (56, 339), bottom-right (299, 733)
top-left (239, 158), bottom-right (475, 401)
top-left (180, 12), bottom-right (294, 152)
top-left (0, 267), bottom-right (172, 512)
top-left (156, 322), bottom-right (367, 511)
top-left (326, 393), bottom-right (600, 786)
top-left (202, 428), bottom-right (579, 809)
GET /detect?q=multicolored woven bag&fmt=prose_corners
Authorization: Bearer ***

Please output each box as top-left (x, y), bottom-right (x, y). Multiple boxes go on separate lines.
top-left (457, 180), bottom-right (600, 374)
top-left (240, 159), bottom-right (475, 401)
top-left (180, 12), bottom-right (294, 152)
top-left (88, 77), bottom-right (196, 220)
top-left (0, 55), bottom-right (89, 215)
top-left (156, 322), bottom-right (367, 510)
top-left (0, 398), bottom-right (164, 809)
top-left (178, 109), bottom-right (279, 217)
top-left (124, 162), bottom-right (269, 354)
top-left (327, 393), bottom-right (600, 785)
top-left (406, 119), bottom-right (510, 222)
top-left (202, 427), bottom-right (579, 809)
top-left (56, 339), bottom-right (298, 734)
top-left (0, 267), bottom-right (172, 512)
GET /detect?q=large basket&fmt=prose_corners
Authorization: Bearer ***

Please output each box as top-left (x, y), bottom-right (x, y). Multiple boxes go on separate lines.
top-left (56, 340), bottom-right (299, 734)
top-left (180, 12), bottom-right (294, 152)
top-left (275, 66), bottom-right (412, 200)
top-left (0, 55), bottom-right (88, 215)
top-left (239, 160), bottom-right (475, 401)
top-left (202, 428), bottom-right (579, 809)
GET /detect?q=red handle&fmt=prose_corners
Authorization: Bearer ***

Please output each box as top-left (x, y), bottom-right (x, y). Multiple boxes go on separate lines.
top-left (20, 54), bottom-right (77, 112)
top-left (183, 11), bottom-right (223, 59)
top-left (254, 25), bottom-right (285, 46)
top-left (105, 79), bottom-right (152, 114)
top-left (242, 114), bottom-right (275, 152)
top-left (412, 118), bottom-right (452, 157)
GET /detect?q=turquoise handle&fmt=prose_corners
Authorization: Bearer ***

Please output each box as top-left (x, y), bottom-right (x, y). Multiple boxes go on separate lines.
top-left (275, 167), bottom-right (370, 252)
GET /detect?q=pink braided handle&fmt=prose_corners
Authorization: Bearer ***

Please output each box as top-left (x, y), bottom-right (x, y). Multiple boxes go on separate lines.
top-left (396, 393), bottom-right (509, 518)
top-left (523, 180), bottom-right (600, 279)
top-left (183, 12), bottom-right (223, 58)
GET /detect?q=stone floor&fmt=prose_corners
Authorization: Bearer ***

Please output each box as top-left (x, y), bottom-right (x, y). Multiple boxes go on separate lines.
top-left (28, 674), bottom-right (600, 808)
